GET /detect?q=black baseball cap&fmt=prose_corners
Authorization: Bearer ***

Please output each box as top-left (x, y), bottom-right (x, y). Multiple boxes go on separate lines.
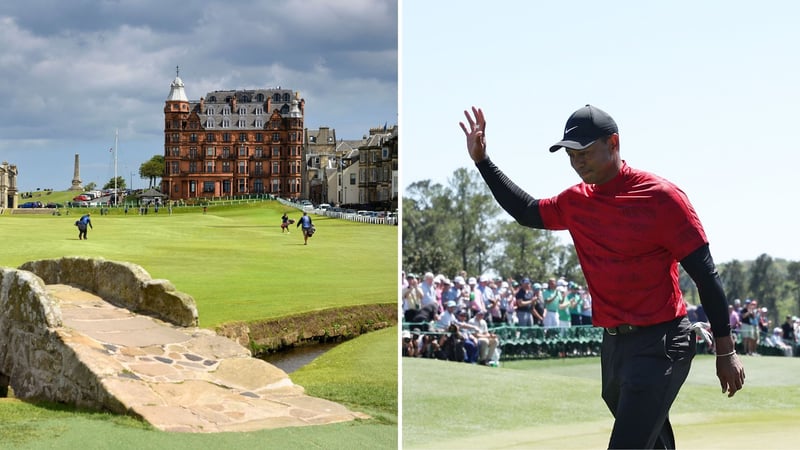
top-left (549, 104), bottom-right (618, 152)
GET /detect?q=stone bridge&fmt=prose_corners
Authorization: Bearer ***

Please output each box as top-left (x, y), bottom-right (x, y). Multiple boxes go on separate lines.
top-left (0, 257), bottom-right (366, 432)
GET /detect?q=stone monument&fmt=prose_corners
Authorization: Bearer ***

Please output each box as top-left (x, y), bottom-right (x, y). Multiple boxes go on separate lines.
top-left (69, 153), bottom-right (83, 191)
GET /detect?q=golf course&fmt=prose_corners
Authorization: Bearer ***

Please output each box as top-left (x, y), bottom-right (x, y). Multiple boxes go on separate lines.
top-left (0, 197), bottom-right (399, 449)
top-left (402, 354), bottom-right (800, 449)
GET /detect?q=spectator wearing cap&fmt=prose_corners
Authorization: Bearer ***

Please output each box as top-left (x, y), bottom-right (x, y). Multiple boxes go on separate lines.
top-left (542, 278), bottom-right (562, 328)
top-left (436, 300), bottom-right (459, 331)
top-left (757, 306), bottom-right (771, 339)
top-left (477, 275), bottom-right (497, 324)
top-left (441, 278), bottom-right (458, 308)
top-left (467, 276), bottom-right (484, 318)
top-left (402, 273), bottom-right (423, 322)
top-left (497, 281), bottom-right (515, 325)
top-left (567, 282), bottom-right (583, 326)
top-left (739, 300), bottom-right (758, 355)
top-left (420, 272), bottom-right (437, 308)
top-left (515, 278), bottom-right (536, 327)
top-left (557, 284), bottom-right (572, 329)
top-left (531, 282), bottom-right (546, 326)
top-left (468, 310), bottom-right (499, 364)
top-left (580, 288), bottom-right (593, 326)
top-left (456, 309), bottom-right (480, 363)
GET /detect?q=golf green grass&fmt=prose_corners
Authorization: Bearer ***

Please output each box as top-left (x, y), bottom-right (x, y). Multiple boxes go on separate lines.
top-left (402, 354), bottom-right (800, 449)
top-left (1, 201), bottom-right (397, 327)
top-left (0, 200), bottom-right (399, 448)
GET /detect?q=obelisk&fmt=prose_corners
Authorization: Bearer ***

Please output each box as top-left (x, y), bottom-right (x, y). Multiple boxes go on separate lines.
top-left (69, 153), bottom-right (83, 191)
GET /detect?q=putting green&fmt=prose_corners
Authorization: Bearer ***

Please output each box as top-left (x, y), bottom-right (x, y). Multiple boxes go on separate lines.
top-left (402, 355), bottom-right (800, 449)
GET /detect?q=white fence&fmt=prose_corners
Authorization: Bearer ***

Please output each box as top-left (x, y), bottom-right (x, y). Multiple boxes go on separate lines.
top-left (277, 198), bottom-right (397, 226)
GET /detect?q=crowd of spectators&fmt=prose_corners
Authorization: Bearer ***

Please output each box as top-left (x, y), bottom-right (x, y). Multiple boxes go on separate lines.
top-left (401, 270), bottom-right (592, 365)
top-left (403, 270), bottom-right (800, 362)
top-left (727, 298), bottom-right (799, 356)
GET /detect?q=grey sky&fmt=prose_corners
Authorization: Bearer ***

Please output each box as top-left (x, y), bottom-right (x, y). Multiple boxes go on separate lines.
top-left (0, 0), bottom-right (397, 191)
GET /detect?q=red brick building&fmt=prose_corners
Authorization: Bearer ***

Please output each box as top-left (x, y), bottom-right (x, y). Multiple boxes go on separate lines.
top-left (161, 73), bottom-right (304, 200)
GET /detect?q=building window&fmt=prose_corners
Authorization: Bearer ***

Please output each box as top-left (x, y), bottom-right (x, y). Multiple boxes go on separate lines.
top-left (222, 147), bottom-right (231, 158)
top-left (272, 132), bottom-right (280, 142)
top-left (237, 119), bottom-right (246, 128)
top-left (222, 161), bottom-right (231, 172)
top-left (254, 179), bottom-right (264, 193)
top-left (222, 107), bottom-right (230, 116)
top-left (170, 162), bottom-right (179, 175)
top-left (255, 106), bottom-right (263, 115)
top-left (171, 133), bottom-right (180, 143)
top-left (238, 178), bottom-right (246, 193)
top-left (350, 173), bottom-right (356, 185)
top-left (223, 133), bottom-right (231, 142)
top-left (206, 147), bottom-right (215, 157)
top-left (372, 151), bottom-right (378, 163)
top-left (189, 180), bottom-right (196, 194)
top-left (255, 119), bottom-right (263, 128)
top-left (238, 161), bottom-right (246, 174)
top-left (206, 106), bottom-right (214, 114)
top-left (272, 162), bottom-right (280, 174)
top-left (273, 93), bottom-right (281, 102)
top-left (222, 180), bottom-right (231, 193)
top-left (203, 181), bottom-right (214, 193)
top-left (206, 133), bottom-right (215, 142)
top-left (280, 104), bottom-right (289, 114)
top-left (239, 133), bottom-right (247, 142)
top-left (256, 93), bottom-right (264, 102)
top-left (238, 146), bottom-right (247, 157)
top-left (238, 107), bottom-right (246, 115)
top-left (205, 161), bottom-right (214, 173)
top-left (255, 147), bottom-right (263, 158)
top-left (382, 146), bottom-right (389, 159)
top-left (254, 161), bottom-right (263, 175)
top-left (190, 133), bottom-right (197, 142)
top-left (222, 118), bottom-right (230, 128)
top-left (170, 147), bottom-right (179, 157)
top-left (255, 133), bottom-right (264, 142)
top-left (272, 179), bottom-right (281, 194)
top-left (206, 118), bottom-right (215, 128)
top-left (189, 162), bottom-right (197, 173)
top-left (283, 93), bottom-right (290, 102)
top-left (272, 146), bottom-right (280, 157)
top-left (189, 148), bottom-right (198, 159)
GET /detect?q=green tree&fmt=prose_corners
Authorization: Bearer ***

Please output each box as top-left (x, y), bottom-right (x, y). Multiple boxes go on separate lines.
top-left (84, 182), bottom-right (97, 191)
top-left (448, 168), bottom-right (499, 275)
top-left (402, 180), bottom-right (459, 276)
top-left (140, 155), bottom-right (165, 188)
top-left (748, 253), bottom-right (782, 325)
top-left (719, 259), bottom-right (747, 301)
top-left (491, 221), bottom-right (560, 282)
top-left (102, 176), bottom-right (126, 190)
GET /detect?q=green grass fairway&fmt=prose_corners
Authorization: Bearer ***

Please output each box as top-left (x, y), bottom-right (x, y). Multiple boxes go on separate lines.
top-left (402, 355), bottom-right (800, 449)
top-left (0, 200), bottom-right (398, 447)
top-left (1, 201), bottom-right (397, 327)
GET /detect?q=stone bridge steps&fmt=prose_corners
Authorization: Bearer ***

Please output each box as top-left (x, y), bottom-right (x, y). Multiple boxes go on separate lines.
top-left (46, 283), bottom-right (367, 432)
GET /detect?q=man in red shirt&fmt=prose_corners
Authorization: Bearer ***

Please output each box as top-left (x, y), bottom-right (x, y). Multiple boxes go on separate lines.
top-left (460, 104), bottom-right (745, 449)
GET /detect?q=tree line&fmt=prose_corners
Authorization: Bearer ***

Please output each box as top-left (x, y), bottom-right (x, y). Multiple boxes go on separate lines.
top-left (403, 167), bottom-right (800, 325)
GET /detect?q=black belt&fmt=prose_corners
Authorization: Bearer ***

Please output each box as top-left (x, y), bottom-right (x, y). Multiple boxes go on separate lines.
top-left (605, 324), bottom-right (639, 335)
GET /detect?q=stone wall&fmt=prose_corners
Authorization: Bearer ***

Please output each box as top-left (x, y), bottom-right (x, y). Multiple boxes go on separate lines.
top-left (0, 267), bottom-right (127, 412)
top-left (19, 257), bottom-right (198, 327)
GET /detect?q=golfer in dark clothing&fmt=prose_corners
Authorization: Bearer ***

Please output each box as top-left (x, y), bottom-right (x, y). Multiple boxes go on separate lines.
top-left (77, 213), bottom-right (93, 240)
top-left (296, 211), bottom-right (313, 245)
top-left (461, 105), bottom-right (745, 449)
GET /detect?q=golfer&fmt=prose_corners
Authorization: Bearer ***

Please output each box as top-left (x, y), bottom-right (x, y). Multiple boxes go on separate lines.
top-left (76, 213), bottom-right (93, 240)
top-left (460, 105), bottom-right (745, 449)
top-left (296, 211), bottom-right (313, 245)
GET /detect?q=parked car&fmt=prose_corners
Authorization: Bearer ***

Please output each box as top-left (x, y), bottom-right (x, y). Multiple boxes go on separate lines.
top-left (20, 201), bottom-right (43, 208)
top-left (73, 194), bottom-right (90, 201)
top-left (318, 203), bottom-right (331, 210)
top-left (45, 202), bottom-right (63, 208)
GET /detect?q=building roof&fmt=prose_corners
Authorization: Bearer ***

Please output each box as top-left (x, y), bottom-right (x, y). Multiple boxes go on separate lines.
top-left (166, 76), bottom-right (188, 102)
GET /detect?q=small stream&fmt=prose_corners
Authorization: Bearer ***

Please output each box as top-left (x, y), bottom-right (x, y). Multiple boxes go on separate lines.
top-left (259, 342), bottom-right (340, 374)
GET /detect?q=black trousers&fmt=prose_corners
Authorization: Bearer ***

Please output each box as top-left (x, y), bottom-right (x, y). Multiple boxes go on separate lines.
top-left (601, 316), bottom-right (695, 449)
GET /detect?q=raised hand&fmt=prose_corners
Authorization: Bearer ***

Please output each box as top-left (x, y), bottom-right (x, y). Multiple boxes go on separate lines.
top-left (459, 106), bottom-right (487, 163)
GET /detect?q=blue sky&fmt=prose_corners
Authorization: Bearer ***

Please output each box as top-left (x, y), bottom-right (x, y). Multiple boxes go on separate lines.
top-left (1, 0), bottom-right (396, 192)
top-left (400, 0), bottom-right (800, 263)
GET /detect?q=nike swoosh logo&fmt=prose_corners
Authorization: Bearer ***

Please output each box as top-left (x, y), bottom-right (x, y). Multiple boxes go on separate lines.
top-left (565, 126), bottom-right (578, 134)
